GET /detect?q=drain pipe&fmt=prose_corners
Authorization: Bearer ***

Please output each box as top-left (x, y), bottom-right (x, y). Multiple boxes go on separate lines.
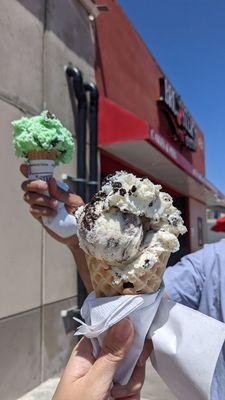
top-left (85, 83), bottom-right (99, 200)
top-left (65, 65), bottom-right (87, 309)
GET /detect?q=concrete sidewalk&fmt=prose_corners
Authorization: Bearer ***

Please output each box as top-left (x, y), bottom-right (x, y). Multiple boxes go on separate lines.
top-left (18, 360), bottom-right (176, 400)
top-left (18, 378), bottom-right (60, 400)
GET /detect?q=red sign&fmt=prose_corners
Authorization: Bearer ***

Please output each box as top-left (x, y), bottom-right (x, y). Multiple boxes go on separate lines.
top-left (160, 78), bottom-right (196, 151)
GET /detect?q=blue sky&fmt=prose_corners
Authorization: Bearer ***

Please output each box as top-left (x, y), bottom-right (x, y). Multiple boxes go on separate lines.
top-left (117, 0), bottom-right (225, 194)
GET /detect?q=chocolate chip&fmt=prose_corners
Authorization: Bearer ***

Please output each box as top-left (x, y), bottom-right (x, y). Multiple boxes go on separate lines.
top-left (90, 191), bottom-right (106, 204)
top-left (108, 238), bottom-right (119, 247)
top-left (112, 181), bottom-right (122, 189)
top-left (102, 173), bottom-right (114, 185)
top-left (128, 185), bottom-right (137, 196)
top-left (119, 188), bottom-right (126, 196)
top-left (50, 138), bottom-right (60, 147)
top-left (122, 282), bottom-right (134, 289)
top-left (81, 203), bottom-right (99, 231)
top-left (46, 111), bottom-right (55, 119)
top-left (171, 217), bottom-right (178, 226)
top-left (33, 135), bottom-right (43, 148)
top-left (149, 202), bottom-right (153, 207)
top-left (144, 259), bottom-right (150, 269)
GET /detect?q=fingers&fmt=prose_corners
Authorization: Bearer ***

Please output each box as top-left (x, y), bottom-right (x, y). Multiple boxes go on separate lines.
top-left (52, 338), bottom-right (95, 400)
top-left (111, 364), bottom-right (145, 399)
top-left (110, 340), bottom-right (152, 399)
top-left (20, 163), bottom-right (28, 178)
top-left (64, 337), bottom-right (95, 380)
top-left (23, 192), bottom-right (58, 209)
top-left (21, 179), bottom-right (48, 194)
top-left (87, 319), bottom-right (134, 391)
top-left (23, 192), bottom-right (58, 218)
top-left (89, 319), bottom-right (134, 392)
top-left (136, 339), bottom-right (153, 367)
top-left (48, 179), bottom-right (84, 208)
top-left (29, 204), bottom-right (57, 219)
top-left (21, 181), bottom-right (55, 218)
top-left (20, 173), bottom-right (84, 211)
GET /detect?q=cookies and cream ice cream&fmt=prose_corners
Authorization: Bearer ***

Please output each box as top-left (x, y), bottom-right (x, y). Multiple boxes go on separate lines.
top-left (76, 171), bottom-right (187, 296)
top-left (12, 110), bottom-right (74, 165)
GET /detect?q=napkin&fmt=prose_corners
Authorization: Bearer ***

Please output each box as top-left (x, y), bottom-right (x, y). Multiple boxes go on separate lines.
top-left (75, 291), bottom-right (225, 399)
top-left (42, 180), bottom-right (77, 238)
top-left (75, 290), bottom-right (163, 384)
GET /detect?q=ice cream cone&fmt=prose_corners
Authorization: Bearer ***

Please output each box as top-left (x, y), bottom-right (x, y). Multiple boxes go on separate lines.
top-left (27, 150), bottom-right (56, 161)
top-left (86, 251), bottom-right (170, 297)
top-left (27, 150), bottom-right (56, 181)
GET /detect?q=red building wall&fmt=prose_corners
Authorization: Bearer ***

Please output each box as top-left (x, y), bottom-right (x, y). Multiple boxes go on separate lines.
top-left (94, 0), bottom-right (205, 175)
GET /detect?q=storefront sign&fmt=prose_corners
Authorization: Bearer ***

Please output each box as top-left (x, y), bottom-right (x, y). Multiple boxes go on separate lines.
top-left (149, 128), bottom-right (210, 190)
top-left (150, 129), bottom-right (178, 161)
top-left (160, 78), bottom-right (196, 151)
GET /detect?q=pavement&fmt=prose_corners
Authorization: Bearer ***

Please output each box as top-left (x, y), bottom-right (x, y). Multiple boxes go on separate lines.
top-left (17, 377), bottom-right (60, 400)
top-left (18, 360), bottom-right (176, 400)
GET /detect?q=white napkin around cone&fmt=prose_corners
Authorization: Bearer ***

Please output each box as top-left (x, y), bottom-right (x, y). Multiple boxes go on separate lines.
top-left (74, 290), bottom-right (225, 400)
top-left (42, 180), bottom-right (77, 238)
top-left (75, 290), bottom-right (163, 384)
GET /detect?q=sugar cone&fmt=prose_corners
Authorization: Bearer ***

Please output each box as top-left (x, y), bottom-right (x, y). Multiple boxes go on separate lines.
top-left (85, 252), bottom-right (170, 297)
top-left (27, 150), bottom-right (56, 160)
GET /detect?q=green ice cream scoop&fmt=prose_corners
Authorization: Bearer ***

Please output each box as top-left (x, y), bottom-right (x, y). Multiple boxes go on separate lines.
top-left (12, 110), bottom-right (74, 165)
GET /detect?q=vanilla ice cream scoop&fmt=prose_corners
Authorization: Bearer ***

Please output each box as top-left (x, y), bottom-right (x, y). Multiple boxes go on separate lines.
top-left (76, 171), bottom-right (187, 296)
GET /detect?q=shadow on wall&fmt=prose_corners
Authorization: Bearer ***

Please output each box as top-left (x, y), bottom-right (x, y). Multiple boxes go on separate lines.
top-left (18, 0), bottom-right (95, 64)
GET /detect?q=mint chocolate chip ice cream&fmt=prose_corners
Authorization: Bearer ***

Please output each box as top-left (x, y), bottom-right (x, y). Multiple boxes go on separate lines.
top-left (12, 110), bottom-right (74, 165)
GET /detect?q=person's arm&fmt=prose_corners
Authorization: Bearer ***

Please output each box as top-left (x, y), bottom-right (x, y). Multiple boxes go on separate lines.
top-left (164, 247), bottom-right (205, 309)
top-left (20, 165), bottom-right (155, 399)
top-left (67, 240), bottom-right (93, 293)
top-left (20, 164), bottom-right (93, 292)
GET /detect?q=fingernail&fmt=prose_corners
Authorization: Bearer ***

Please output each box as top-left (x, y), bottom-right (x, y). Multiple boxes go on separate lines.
top-left (110, 319), bottom-right (133, 343)
top-left (39, 182), bottom-right (48, 189)
top-left (51, 200), bottom-right (58, 208)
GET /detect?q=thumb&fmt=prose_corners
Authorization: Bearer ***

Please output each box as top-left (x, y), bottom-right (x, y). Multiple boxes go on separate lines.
top-left (20, 163), bottom-right (28, 178)
top-left (48, 178), bottom-right (69, 202)
top-left (48, 178), bottom-right (84, 210)
top-left (87, 319), bottom-right (134, 390)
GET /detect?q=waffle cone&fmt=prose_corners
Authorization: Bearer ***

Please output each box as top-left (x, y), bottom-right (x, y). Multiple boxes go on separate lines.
top-left (86, 252), bottom-right (170, 297)
top-left (27, 150), bottom-right (56, 160)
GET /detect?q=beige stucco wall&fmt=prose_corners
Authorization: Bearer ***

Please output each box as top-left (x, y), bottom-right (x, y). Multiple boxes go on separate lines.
top-left (0, 1), bottom-right (95, 398)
